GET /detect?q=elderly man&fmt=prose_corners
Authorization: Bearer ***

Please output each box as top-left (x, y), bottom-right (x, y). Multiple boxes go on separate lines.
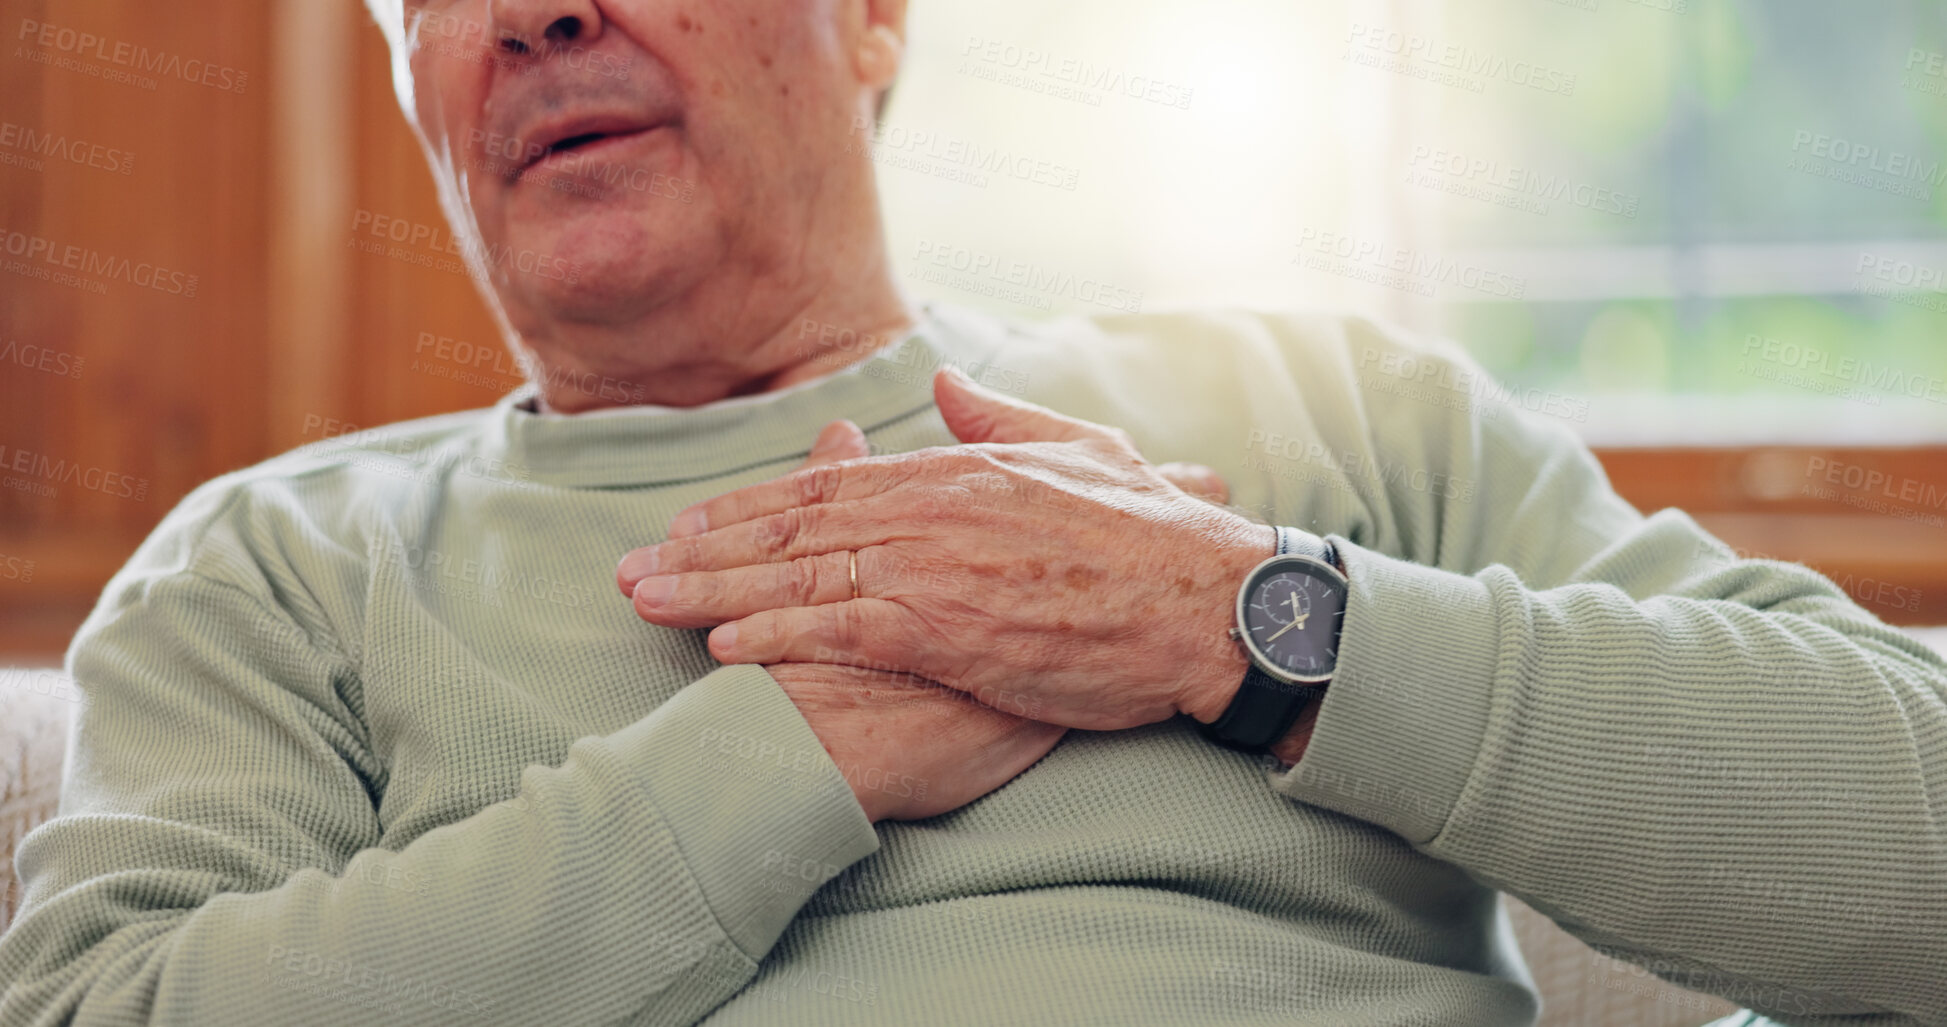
top-left (3, 0), bottom-right (1944, 1024)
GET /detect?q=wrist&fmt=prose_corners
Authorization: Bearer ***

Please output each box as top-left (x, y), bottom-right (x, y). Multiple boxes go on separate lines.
top-left (853, 788), bottom-right (888, 824)
top-left (1177, 522), bottom-right (1278, 724)
top-left (1267, 692), bottom-right (1324, 766)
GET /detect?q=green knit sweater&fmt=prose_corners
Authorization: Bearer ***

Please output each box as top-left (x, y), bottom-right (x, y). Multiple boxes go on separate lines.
top-left (3, 303), bottom-right (1943, 1026)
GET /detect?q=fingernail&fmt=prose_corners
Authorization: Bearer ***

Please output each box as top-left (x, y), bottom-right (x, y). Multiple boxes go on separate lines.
top-left (617, 547), bottom-right (660, 583)
top-left (711, 622), bottom-right (738, 651)
top-left (669, 508), bottom-right (708, 538)
top-left (634, 576), bottom-right (676, 605)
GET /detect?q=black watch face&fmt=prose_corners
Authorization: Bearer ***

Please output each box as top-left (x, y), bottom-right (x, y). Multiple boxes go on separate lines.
top-left (1240, 558), bottom-right (1347, 681)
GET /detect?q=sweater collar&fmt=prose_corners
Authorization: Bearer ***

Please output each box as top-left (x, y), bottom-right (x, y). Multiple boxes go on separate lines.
top-left (487, 303), bottom-right (1010, 488)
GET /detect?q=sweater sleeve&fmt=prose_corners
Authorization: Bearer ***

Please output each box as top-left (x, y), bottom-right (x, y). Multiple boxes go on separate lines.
top-left (0, 566), bottom-right (879, 1026)
top-left (1270, 337), bottom-right (1947, 1024)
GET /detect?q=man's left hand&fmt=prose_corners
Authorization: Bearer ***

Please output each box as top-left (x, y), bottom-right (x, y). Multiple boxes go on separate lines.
top-left (617, 367), bottom-right (1275, 732)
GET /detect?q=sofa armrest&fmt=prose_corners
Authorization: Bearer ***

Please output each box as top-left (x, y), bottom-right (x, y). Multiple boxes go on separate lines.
top-left (1, 675), bottom-right (76, 932)
top-left (1505, 893), bottom-right (1742, 1027)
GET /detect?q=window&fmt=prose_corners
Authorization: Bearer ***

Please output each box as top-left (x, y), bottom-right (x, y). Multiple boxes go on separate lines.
top-left (879, 0), bottom-right (1947, 445)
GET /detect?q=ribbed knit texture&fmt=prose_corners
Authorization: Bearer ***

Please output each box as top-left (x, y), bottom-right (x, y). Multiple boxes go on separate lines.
top-left (2, 302), bottom-right (1942, 1025)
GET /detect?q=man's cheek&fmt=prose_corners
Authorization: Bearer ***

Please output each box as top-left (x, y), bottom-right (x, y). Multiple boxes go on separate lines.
top-left (413, 61), bottom-right (487, 166)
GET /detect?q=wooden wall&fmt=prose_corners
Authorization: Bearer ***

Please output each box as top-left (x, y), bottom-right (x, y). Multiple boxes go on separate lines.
top-left (2, 0), bottom-right (275, 654)
top-left (0, 0), bottom-right (503, 658)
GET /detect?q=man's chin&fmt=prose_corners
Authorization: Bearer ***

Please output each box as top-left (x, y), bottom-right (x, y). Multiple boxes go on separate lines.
top-left (495, 216), bottom-right (707, 324)
top-left (502, 259), bottom-right (683, 326)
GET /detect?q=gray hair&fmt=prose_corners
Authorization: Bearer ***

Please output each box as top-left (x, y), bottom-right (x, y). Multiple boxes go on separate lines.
top-left (363, 0), bottom-right (402, 50)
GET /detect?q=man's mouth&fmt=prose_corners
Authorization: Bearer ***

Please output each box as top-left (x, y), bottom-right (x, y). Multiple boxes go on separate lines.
top-left (506, 112), bottom-right (673, 179)
top-left (547, 132), bottom-right (613, 155)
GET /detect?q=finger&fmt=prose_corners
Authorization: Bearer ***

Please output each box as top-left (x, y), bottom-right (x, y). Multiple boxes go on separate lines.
top-left (803, 419), bottom-right (869, 468)
top-left (616, 424), bottom-right (871, 597)
top-left (708, 599), bottom-right (913, 669)
top-left (932, 365), bottom-right (1116, 446)
top-left (1157, 461), bottom-right (1230, 505)
top-left (631, 548), bottom-right (865, 629)
top-left (621, 494), bottom-right (901, 588)
top-left (665, 453), bottom-right (913, 540)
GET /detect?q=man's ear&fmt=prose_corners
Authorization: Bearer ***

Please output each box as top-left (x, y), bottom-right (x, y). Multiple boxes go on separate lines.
top-left (853, 0), bottom-right (907, 96)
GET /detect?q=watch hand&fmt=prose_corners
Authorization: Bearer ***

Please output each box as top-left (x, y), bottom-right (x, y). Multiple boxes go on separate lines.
top-left (1264, 618), bottom-right (1302, 643)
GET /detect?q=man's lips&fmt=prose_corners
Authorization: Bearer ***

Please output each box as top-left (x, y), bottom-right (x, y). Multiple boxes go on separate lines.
top-left (506, 112), bottom-right (673, 178)
top-left (530, 127), bottom-right (663, 174)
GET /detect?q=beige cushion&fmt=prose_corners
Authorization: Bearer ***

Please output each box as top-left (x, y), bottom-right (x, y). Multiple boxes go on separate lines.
top-left (1, 682), bottom-right (73, 932)
top-left (1504, 894), bottom-right (1738, 1026)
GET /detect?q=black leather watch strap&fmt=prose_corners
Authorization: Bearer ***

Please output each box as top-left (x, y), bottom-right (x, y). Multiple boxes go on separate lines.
top-left (1200, 665), bottom-right (1319, 753)
top-left (1197, 527), bottom-right (1332, 754)
top-left (1281, 526), bottom-right (1338, 572)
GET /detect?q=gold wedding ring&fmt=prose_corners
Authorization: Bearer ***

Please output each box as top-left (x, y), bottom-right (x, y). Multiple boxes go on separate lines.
top-left (848, 549), bottom-right (860, 601)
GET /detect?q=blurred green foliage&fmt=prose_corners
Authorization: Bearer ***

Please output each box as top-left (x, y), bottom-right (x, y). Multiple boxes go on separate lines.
top-left (1447, 0), bottom-right (1947, 420)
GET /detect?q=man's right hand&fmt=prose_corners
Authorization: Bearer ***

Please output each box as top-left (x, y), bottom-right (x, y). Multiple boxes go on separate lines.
top-left (721, 419), bottom-right (1231, 822)
top-left (770, 419), bottom-right (1065, 821)
top-left (767, 661), bottom-right (1066, 822)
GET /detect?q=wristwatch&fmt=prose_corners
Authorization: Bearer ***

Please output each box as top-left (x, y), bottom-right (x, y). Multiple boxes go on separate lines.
top-left (1198, 526), bottom-right (1348, 754)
